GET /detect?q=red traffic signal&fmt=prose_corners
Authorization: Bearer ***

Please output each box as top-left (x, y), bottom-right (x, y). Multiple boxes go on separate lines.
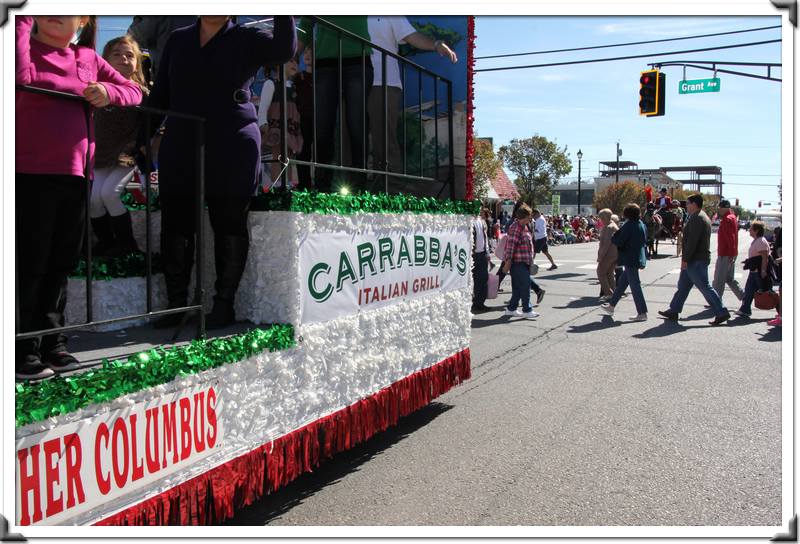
top-left (639, 69), bottom-right (665, 117)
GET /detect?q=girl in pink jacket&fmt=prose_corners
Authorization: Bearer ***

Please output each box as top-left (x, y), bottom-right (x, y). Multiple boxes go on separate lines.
top-left (16, 16), bottom-right (143, 380)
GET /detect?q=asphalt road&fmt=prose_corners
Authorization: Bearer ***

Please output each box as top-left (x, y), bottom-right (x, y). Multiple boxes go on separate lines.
top-left (228, 234), bottom-right (783, 527)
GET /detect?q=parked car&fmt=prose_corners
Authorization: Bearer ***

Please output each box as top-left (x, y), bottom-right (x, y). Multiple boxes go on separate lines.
top-left (738, 219), bottom-right (750, 230)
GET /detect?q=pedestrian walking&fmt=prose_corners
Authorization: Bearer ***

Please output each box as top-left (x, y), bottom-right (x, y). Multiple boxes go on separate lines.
top-left (735, 221), bottom-right (772, 318)
top-left (472, 208), bottom-right (491, 313)
top-left (658, 194), bottom-right (731, 326)
top-left (502, 205), bottom-right (538, 319)
top-left (711, 199), bottom-right (744, 304)
top-left (596, 208), bottom-right (618, 301)
top-left (600, 203), bottom-right (649, 321)
top-left (532, 209), bottom-right (558, 270)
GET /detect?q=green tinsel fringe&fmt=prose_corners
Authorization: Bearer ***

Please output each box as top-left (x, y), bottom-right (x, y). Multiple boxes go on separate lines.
top-left (15, 325), bottom-right (295, 428)
top-left (123, 189), bottom-right (478, 216)
top-left (71, 252), bottom-right (162, 280)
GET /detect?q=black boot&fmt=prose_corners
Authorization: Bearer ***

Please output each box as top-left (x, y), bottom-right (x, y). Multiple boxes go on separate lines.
top-left (205, 235), bottom-right (249, 329)
top-left (153, 233), bottom-right (195, 329)
top-left (107, 211), bottom-right (141, 258)
top-left (90, 214), bottom-right (115, 257)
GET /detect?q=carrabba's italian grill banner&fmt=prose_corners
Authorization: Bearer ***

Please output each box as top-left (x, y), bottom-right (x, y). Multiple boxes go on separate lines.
top-left (299, 226), bottom-right (470, 324)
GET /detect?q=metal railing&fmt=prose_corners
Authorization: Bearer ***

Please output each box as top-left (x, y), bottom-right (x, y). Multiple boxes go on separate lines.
top-left (15, 84), bottom-right (207, 343)
top-left (266, 16), bottom-right (456, 199)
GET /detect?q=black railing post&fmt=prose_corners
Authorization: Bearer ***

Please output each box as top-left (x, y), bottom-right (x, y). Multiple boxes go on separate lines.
top-left (382, 51), bottom-right (388, 194)
top-left (418, 72), bottom-right (423, 178)
top-left (362, 43), bottom-right (367, 180)
top-left (311, 26), bottom-right (317, 182)
top-left (195, 121), bottom-right (206, 338)
top-left (144, 114), bottom-right (153, 314)
top-left (434, 76), bottom-right (439, 184)
top-left (280, 62), bottom-right (288, 190)
top-left (447, 81), bottom-right (455, 200)
top-left (401, 63), bottom-right (407, 176)
top-left (338, 35), bottom-right (343, 169)
top-left (83, 102), bottom-right (93, 324)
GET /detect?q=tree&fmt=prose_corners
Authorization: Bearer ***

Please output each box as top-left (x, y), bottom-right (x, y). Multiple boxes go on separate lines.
top-left (498, 135), bottom-right (571, 207)
top-left (593, 181), bottom-right (646, 215)
top-left (473, 137), bottom-right (502, 200)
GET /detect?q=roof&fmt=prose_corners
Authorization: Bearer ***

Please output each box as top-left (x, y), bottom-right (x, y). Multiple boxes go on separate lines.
top-left (489, 168), bottom-right (520, 200)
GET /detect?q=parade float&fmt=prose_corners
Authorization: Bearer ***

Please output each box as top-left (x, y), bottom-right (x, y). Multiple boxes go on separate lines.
top-left (13, 16), bottom-right (477, 527)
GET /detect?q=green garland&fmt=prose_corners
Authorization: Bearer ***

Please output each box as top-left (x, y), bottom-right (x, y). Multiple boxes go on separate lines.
top-left (252, 190), bottom-right (481, 215)
top-left (123, 188), bottom-right (478, 215)
top-left (15, 325), bottom-right (295, 428)
top-left (121, 190), bottom-right (161, 211)
top-left (71, 252), bottom-right (162, 280)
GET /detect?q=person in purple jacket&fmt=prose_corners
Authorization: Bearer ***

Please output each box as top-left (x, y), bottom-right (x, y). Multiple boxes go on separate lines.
top-left (16, 16), bottom-right (144, 380)
top-left (148, 16), bottom-right (296, 329)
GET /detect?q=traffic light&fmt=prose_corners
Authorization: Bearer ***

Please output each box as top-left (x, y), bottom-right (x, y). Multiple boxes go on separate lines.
top-left (735, 198), bottom-right (740, 207)
top-left (639, 69), bottom-right (666, 117)
top-left (758, 200), bottom-right (762, 207)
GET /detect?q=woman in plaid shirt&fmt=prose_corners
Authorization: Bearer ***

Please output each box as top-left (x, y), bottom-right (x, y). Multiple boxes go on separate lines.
top-left (502, 204), bottom-right (539, 319)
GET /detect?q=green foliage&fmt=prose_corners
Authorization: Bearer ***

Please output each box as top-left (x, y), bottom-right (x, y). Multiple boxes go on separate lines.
top-left (473, 137), bottom-right (503, 200)
top-left (498, 135), bottom-right (572, 206)
top-left (593, 181), bottom-right (647, 215)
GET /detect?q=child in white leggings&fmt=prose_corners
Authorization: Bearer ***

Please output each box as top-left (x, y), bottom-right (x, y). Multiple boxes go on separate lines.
top-left (91, 35), bottom-right (149, 256)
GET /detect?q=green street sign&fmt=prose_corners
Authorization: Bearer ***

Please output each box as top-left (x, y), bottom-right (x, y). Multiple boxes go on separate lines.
top-left (551, 194), bottom-right (560, 215)
top-left (679, 78), bottom-right (720, 94)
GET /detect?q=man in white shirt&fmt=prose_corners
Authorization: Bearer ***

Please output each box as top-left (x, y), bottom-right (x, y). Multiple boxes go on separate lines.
top-left (532, 209), bottom-right (557, 270)
top-left (367, 17), bottom-right (458, 182)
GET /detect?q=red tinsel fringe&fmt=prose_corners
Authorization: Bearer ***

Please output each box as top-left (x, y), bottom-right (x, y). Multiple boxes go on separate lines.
top-left (94, 348), bottom-right (471, 526)
top-left (465, 16), bottom-right (476, 201)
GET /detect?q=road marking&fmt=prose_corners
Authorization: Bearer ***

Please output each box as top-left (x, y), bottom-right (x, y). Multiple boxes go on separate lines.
top-left (669, 269), bottom-right (682, 274)
top-left (576, 264), bottom-right (599, 270)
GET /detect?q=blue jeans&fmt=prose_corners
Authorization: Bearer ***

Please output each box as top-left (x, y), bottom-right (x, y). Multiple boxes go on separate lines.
top-left (668, 261), bottom-right (727, 316)
top-left (507, 262), bottom-right (532, 313)
top-left (738, 270), bottom-right (762, 314)
top-left (609, 265), bottom-right (648, 315)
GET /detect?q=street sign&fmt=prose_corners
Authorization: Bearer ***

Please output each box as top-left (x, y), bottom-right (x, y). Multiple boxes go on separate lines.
top-left (678, 78), bottom-right (720, 94)
top-left (552, 194), bottom-right (561, 215)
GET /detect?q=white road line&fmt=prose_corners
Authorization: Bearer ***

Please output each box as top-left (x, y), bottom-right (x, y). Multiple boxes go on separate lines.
top-left (576, 264), bottom-right (599, 270)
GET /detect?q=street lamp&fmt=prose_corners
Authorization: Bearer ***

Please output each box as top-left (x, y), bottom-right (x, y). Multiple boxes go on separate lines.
top-left (576, 149), bottom-right (583, 216)
top-left (615, 142), bottom-right (622, 184)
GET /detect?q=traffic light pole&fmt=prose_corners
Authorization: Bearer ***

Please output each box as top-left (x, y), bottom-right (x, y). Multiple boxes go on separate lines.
top-left (615, 142), bottom-right (620, 184)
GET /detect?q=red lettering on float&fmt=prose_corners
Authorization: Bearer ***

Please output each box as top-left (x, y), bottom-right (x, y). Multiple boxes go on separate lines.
top-left (95, 423), bottom-right (111, 495)
top-left (206, 388), bottom-right (218, 448)
top-left (193, 392), bottom-right (206, 453)
top-left (145, 407), bottom-right (160, 474)
top-left (179, 397), bottom-right (192, 461)
top-left (128, 414), bottom-right (145, 482)
top-left (162, 402), bottom-right (178, 467)
top-left (111, 418), bottom-right (129, 489)
top-left (63, 433), bottom-right (85, 509)
top-left (17, 444), bottom-right (42, 525)
top-left (43, 438), bottom-right (63, 518)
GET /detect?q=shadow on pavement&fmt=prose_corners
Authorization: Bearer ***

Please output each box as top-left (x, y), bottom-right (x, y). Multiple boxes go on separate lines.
top-left (757, 327), bottom-right (782, 342)
top-left (537, 272), bottom-right (585, 281)
top-left (567, 315), bottom-right (622, 333)
top-left (553, 296), bottom-right (602, 310)
top-left (633, 320), bottom-right (685, 338)
top-left (224, 401), bottom-right (454, 525)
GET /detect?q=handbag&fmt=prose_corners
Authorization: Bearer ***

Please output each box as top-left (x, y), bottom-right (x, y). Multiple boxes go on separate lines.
top-left (486, 273), bottom-right (499, 300)
top-left (754, 290), bottom-right (780, 311)
top-left (494, 235), bottom-right (507, 260)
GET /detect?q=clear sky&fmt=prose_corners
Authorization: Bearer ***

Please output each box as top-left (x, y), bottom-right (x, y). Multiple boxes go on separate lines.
top-left (473, 16), bottom-right (782, 211)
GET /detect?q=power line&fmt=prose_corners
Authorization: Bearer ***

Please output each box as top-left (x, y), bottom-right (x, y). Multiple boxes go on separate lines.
top-left (476, 25), bottom-right (781, 60)
top-left (474, 39), bottom-right (781, 73)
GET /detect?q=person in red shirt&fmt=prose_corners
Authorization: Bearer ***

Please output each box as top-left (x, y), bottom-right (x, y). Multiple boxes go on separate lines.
top-left (712, 199), bottom-right (744, 302)
top-left (502, 204), bottom-right (538, 319)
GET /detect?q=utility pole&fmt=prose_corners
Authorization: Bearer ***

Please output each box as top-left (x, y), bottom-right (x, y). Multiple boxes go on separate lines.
top-left (577, 149), bottom-right (583, 216)
top-left (615, 142), bottom-right (621, 184)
